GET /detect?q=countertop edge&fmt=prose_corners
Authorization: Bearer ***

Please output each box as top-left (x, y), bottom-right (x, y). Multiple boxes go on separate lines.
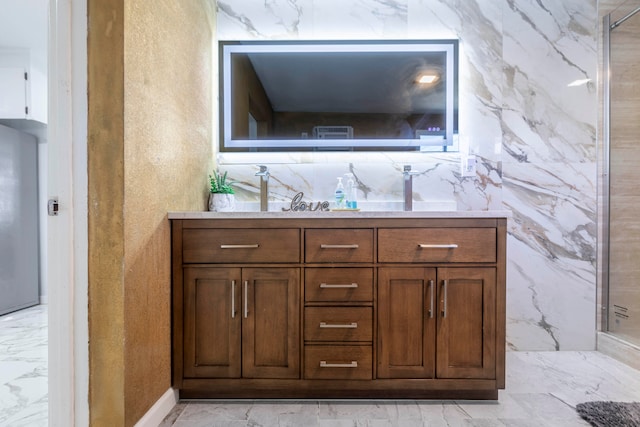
top-left (167, 210), bottom-right (512, 220)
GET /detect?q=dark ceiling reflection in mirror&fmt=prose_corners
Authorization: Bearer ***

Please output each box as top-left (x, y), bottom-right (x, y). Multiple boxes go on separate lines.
top-left (220, 40), bottom-right (458, 152)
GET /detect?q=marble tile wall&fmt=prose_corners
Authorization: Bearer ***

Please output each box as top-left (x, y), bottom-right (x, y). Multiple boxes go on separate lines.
top-left (215, 0), bottom-right (598, 351)
top-left (501, 2), bottom-right (598, 351)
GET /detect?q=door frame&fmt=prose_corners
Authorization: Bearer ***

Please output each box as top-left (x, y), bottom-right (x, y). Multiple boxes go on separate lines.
top-left (47, 0), bottom-right (89, 425)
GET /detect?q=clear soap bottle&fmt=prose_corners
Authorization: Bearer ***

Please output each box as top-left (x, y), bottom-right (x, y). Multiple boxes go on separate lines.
top-left (343, 173), bottom-right (352, 209)
top-left (334, 177), bottom-right (345, 209)
top-left (345, 173), bottom-right (357, 209)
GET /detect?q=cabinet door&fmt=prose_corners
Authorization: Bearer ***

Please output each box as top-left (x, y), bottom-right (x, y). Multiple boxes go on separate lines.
top-left (0, 68), bottom-right (27, 119)
top-left (436, 268), bottom-right (496, 379)
top-left (377, 268), bottom-right (436, 378)
top-left (242, 268), bottom-right (300, 379)
top-left (183, 267), bottom-right (241, 378)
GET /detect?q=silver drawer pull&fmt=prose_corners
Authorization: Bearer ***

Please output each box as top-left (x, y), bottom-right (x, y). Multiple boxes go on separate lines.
top-left (320, 361), bottom-right (358, 368)
top-left (231, 280), bottom-right (236, 319)
top-left (418, 244), bottom-right (458, 249)
top-left (320, 244), bottom-right (359, 249)
top-left (221, 244), bottom-right (260, 249)
top-left (319, 322), bottom-right (358, 329)
top-left (244, 281), bottom-right (249, 318)
top-left (442, 279), bottom-right (448, 318)
top-left (320, 283), bottom-right (358, 289)
top-left (428, 279), bottom-right (434, 318)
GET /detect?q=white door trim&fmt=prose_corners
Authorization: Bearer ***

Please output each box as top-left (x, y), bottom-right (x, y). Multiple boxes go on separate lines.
top-left (47, 0), bottom-right (89, 425)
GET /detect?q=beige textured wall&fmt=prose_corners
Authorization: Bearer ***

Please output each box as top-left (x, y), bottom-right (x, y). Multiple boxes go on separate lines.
top-left (123, 1), bottom-right (214, 425)
top-left (88, 0), bottom-right (215, 426)
top-left (88, 0), bottom-right (126, 425)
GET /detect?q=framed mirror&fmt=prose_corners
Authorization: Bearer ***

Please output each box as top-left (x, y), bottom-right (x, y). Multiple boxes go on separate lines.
top-left (220, 40), bottom-right (458, 152)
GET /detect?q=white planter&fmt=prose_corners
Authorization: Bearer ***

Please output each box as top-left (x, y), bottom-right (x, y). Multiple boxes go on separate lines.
top-left (209, 193), bottom-right (236, 212)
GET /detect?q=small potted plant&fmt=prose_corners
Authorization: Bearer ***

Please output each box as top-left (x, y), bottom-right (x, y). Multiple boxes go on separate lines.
top-left (209, 169), bottom-right (236, 212)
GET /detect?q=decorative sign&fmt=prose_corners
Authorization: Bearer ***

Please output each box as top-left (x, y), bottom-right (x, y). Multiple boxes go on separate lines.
top-left (282, 192), bottom-right (330, 212)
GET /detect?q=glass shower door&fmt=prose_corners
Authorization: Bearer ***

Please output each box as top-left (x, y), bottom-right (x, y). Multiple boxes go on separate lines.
top-left (607, 4), bottom-right (640, 345)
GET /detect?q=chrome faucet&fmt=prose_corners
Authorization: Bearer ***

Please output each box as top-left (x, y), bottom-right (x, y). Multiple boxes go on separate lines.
top-left (403, 165), bottom-right (419, 211)
top-left (255, 165), bottom-right (270, 211)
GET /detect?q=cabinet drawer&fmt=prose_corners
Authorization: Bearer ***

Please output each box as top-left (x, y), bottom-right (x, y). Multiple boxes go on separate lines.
top-left (305, 229), bottom-right (373, 263)
top-left (305, 307), bottom-right (372, 342)
top-left (305, 268), bottom-right (373, 302)
top-left (182, 229), bottom-right (300, 263)
top-left (378, 228), bottom-right (496, 263)
top-left (304, 345), bottom-right (372, 380)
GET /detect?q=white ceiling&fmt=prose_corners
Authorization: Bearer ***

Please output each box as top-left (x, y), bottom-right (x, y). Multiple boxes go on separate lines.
top-left (0, 0), bottom-right (48, 51)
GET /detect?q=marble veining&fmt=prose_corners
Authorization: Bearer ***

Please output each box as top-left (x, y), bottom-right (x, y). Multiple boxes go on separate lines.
top-left (160, 351), bottom-right (640, 427)
top-left (215, 0), bottom-right (598, 351)
top-left (0, 305), bottom-right (48, 427)
top-left (502, 0), bottom-right (598, 352)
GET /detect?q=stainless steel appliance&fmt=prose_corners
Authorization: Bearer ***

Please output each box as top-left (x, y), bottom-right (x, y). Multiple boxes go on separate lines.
top-left (0, 124), bottom-right (39, 315)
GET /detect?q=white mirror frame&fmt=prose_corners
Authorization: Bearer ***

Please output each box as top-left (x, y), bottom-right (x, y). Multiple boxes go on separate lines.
top-left (220, 40), bottom-right (457, 151)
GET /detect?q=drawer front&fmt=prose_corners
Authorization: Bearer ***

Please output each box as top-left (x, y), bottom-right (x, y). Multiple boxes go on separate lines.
top-left (305, 229), bottom-right (374, 263)
top-left (305, 307), bottom-right (372, 342)
top-left (182, 228), bottom-right (300, 263)
top-left (378, 228), bottom-right (496, 263)
top-left (304, 345), bottom-right (372, 380)
top-left (305, 268), bottom-right (373, 302)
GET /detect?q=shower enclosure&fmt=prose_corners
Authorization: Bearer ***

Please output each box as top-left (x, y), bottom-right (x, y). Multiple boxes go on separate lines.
top-left (603, 3), bottom-right (640, 347)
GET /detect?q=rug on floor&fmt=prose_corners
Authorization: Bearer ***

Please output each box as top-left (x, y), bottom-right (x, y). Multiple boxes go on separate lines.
top-left (576, 401), bottom-right (640, 427)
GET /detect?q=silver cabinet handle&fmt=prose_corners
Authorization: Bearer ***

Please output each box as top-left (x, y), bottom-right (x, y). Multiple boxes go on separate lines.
top-left (319, 322), bottom-right (358, 329)
top-left (221, 244), bottom-right (260, 249)
top-left (320, 244), bottom-right (359, 249)
top-left (428, 279), bottom-right (434, 318)
top-left (418, 244), bottom-right (458, 249)
top-left (244, 280), bottom-right (249, 318)
top-left (442, 280), bottom-right (448, 318)
top-left (320, 361), bottom-right (358, 368)
top-left (320, 283), bottom-right (358, 289)
top-left (231, 280), bottom-right (236, 319)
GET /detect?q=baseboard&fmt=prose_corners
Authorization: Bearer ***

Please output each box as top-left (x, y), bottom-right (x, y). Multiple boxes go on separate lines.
top-left (134, 388), bottom-right (178, 427)
top-left (597, 332), bottom-right (640, 371)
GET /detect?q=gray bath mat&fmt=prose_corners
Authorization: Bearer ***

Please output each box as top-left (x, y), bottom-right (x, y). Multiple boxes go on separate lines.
top-left (576, 401), bottom-right (640, 427)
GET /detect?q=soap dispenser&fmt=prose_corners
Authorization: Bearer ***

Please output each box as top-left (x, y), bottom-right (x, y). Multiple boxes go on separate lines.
top-left (334, 177), bottom-right (345, 209)
top-left (345, 173), bottom-right (357, 209)
top-left (343, 174), bottom-right (352, 209)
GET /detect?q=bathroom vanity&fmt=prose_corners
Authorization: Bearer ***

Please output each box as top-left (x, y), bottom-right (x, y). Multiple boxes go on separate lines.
top-left (170, 212), bottom-right (507, 399)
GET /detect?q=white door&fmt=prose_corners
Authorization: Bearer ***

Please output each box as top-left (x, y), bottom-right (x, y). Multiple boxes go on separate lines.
top-left (47, 0), bottom-right (88, 425)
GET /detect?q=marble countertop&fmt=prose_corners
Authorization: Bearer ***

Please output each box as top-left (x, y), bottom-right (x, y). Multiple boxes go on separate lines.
top-left (168, 210), bottom-right (511, 220)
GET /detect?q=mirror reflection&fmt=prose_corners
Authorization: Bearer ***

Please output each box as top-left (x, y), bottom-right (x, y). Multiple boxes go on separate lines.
top-left (220, 40), bottom-right (458, 152)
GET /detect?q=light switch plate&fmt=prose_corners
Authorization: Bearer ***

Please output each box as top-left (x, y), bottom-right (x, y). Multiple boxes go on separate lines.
top-left (461, 155), bottom-right (476, 177)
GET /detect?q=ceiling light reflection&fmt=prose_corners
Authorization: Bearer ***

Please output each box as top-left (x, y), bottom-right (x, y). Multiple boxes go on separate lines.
top-left (568, 78), bottom-right (591, 87)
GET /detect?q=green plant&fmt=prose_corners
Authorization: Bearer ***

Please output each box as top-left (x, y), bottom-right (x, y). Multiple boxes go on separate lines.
top-left (209, 169), bottom-right (235, 194)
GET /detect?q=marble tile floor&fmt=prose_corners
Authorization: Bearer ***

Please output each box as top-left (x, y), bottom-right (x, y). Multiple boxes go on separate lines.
top-left (2, 305), bottom-right (640, 427)
top-left (0, 304), bottom-right (48, 427)
top-left (162, 351), bottom-right (640, 427)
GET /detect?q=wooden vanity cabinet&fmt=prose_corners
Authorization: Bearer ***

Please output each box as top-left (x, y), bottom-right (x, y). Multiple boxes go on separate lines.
top-left (377, 267), bottom-right (436, 379)
top-left (437, 267), bottom-right (496, 379)
top-left (171, 216), bottom-right (506, 400)
top-left (377, 267), bottom-right (496, 380)
top-left (183, 266), bottom-right (299, 379)
top-left (182, 267), bottom-right (240, 379)
top-left (303, 229), bottom-right (375, 381)
top-left (174, 224), bottom-right (301, 390)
